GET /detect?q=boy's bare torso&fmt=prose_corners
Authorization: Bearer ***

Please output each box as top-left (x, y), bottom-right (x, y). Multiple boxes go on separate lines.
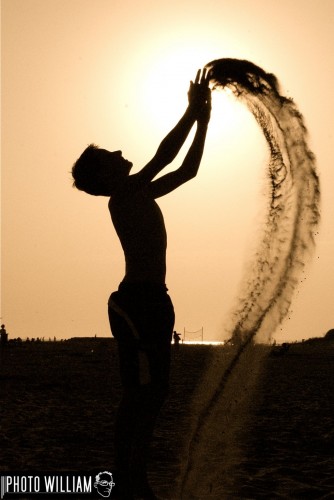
top-left (109, 189), bottom-right (167, 284)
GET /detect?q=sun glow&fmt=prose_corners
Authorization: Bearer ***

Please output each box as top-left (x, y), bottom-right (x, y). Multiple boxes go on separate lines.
top-left (132, 48), bottom-right (257, 150)
top-left (133, 43), bottom-right (221, 133)
top-left (116, 38), bottom-right (262, 169)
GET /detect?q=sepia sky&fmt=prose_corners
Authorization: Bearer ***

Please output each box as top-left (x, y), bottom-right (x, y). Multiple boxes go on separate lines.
top-left (1, 0), bottom-right (334, 342)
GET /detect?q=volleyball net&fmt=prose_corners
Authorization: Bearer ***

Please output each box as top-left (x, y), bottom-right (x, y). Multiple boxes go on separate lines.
top-left (183, 327), bottom-right (204, 343)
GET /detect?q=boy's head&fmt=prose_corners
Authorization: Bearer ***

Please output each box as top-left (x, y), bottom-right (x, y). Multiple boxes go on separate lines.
top-left (72, 144), bottom-right (133, 196)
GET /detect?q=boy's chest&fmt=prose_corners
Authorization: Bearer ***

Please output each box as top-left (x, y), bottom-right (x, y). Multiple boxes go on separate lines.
top-left (110, 194), bottom-right (166, 242)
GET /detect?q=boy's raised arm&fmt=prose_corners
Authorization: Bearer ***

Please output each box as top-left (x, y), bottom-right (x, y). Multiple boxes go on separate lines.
top-left (136, 70), bottom-right (210, 184)
top-left (147, 71), bottom-right (211, 198)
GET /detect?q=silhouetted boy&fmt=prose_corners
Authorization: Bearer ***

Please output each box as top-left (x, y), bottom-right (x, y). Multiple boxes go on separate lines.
top-left (72, 69), bottom-right (211, 499)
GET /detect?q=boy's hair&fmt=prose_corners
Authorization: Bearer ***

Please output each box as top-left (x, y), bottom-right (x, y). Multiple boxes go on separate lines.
top-left (72, 144), bottom-right (106, 196)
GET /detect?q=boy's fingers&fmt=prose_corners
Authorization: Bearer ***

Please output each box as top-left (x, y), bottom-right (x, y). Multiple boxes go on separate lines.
top-left (201, 68), bottom-right (210, 86)
top-left (194, 69), bottom-right (201, 84)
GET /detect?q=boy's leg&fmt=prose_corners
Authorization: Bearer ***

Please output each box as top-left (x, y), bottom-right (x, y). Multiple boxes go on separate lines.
top-left (131, 341), bottom-right (171, 496)
top-left (131, 297), bottom-right (175, 495)
top-left (108, 301), bottom-right (140, 498)
top-left (108, 288), bottom-right (174, 496)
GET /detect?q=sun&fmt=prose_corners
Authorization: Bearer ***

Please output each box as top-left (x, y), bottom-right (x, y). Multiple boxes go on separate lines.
top-left (133, 43), bottom-right (220, 134)
top-left (134, 47), bottom-right (253, 147)
top-left (117, 39), bottom-right (263, 169)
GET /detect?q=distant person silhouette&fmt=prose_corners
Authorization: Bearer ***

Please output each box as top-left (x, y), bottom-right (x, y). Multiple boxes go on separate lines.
top-left (72, 69), bottom-right (211, 499)
top-left (173, 330), bottom-right (181, 345)
top-left (0, 324), bottom-right (8, 345)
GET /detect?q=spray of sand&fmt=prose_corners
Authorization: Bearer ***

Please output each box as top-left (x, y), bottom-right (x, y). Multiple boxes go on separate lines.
top-left (177, 58), bottom-right (320, 497)
top-left (208, 58), bottom-right (320, 345)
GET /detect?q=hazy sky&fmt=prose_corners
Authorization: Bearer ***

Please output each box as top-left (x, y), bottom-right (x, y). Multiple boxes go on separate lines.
top-left (2, 0), bottom-right (334, 342)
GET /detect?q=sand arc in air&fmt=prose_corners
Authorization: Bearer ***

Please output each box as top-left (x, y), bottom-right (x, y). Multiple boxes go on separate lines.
top-left (177, 58), bottom-right (320, 497)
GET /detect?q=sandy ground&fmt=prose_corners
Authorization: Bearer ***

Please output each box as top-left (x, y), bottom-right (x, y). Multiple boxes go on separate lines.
top-left (0, 338), bottom-right (333, 499)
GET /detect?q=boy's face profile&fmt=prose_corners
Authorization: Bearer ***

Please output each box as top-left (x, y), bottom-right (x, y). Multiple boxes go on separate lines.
top-left (99, 149), bottom-right (132, 172)
top-left (96, 149), bottom-right (133, 193)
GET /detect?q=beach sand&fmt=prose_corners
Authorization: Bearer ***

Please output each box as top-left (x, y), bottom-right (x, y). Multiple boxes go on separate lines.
top-left (0, 338), bottom-right (333, 498)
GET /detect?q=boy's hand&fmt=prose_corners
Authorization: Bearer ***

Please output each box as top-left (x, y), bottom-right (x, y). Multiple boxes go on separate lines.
top-left (188, 68), bottom-right (211, 124)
